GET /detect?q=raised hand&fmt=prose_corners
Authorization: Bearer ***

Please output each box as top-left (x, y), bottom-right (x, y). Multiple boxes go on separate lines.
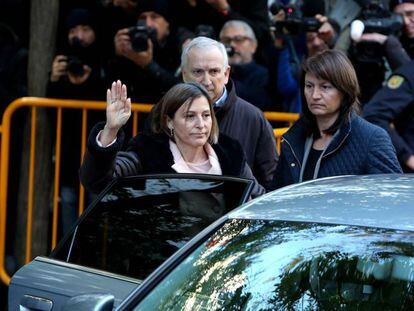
top-left (100, 80), bottom-right (131, 146)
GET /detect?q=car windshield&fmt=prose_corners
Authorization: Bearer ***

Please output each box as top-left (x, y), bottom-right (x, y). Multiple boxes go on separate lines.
top-left (135, 219), bottom-right (414, 310)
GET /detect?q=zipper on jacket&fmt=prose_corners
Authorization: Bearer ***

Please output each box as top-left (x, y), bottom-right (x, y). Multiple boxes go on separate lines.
top-left (282, 138), bottom-right (302, 169)
top-left (322, 132), bottom-right (350, 158)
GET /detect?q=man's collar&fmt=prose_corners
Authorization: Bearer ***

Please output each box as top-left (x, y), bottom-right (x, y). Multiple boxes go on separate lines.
top-left (214, 87), bottom-right (228, 108)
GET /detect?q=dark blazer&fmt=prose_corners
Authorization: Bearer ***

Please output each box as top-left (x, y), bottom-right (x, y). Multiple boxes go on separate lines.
top-left (272, 114), bottom-right (402, 189)
top-left (80, 122), bottom-right (265, 197)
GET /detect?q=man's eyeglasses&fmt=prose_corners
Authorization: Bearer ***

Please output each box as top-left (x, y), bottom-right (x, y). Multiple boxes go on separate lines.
top-left (220, 35), bottom-right (252, 45)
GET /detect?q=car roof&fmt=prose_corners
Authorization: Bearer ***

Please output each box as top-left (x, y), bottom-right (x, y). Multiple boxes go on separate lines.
top-left (230, 174), bottom-right (414, 231)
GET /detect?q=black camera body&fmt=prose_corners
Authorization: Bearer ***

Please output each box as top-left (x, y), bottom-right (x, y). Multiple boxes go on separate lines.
top-left (270, 1), bottom-right (321, 35)
top-left (66, 56), bottom-right (85, 77)
top-left (353, 2), bottom-right (403, 63)
top-left (360, 3), bottom-right (403, 35)
top-left (129, 21), bottom-right (157, 52)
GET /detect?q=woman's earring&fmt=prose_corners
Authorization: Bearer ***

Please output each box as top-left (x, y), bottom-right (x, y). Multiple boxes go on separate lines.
top-left (170, 127), bottom-right (174, 137)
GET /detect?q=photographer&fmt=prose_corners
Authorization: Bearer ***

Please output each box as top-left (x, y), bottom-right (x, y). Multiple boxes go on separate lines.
top-left (173, 0), bottom-right (271, 45)
top-left (47, 8), bottom-right (106, 234)
top-left (48, 8), bottom-right (106, 99)
top-left (110, 0), bottom-right (181, 103)
top-left (347, 1), bottom-right (410, 103)
top-left (390, 0), bottom-right (414, 57)
top-left (269, 1), bottom-right (335, 112)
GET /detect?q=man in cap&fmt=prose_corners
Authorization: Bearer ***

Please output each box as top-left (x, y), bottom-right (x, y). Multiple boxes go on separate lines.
top-left (110, 0), bottom-right (181, 103)
top-left (47, 8), bottom-right (106, 233)
top-left (48, 8), bottom-right (105, 96)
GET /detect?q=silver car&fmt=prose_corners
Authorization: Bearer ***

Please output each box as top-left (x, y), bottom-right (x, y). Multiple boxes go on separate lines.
top-left (11, 174), bottom-right (414, 310)
top-left (122, 174), bottom-right (414, 310)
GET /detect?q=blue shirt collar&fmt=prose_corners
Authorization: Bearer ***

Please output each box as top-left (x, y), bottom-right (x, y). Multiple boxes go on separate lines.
top-left (214, 87), bottom-right (228, 108)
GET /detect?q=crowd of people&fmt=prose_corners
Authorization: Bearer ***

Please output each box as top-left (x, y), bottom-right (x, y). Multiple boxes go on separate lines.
top-left (1, 0), bottom-right (414, 228)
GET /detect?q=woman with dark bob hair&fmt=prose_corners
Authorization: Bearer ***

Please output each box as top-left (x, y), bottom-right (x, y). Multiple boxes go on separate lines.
top-left (272, 50), bottom-right (402, 189)
top-left (80, 80), bottom-right (264, 197)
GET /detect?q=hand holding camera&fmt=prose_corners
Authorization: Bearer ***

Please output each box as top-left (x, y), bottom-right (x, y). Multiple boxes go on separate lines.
top-left (51, 55), bottom-right (68, 82)
top-left (114, 27), bottom-right (154, 68)
top-left (315, 14), bottom-right (336, 46)
top-left (50, 55), bottom-right (92, 84)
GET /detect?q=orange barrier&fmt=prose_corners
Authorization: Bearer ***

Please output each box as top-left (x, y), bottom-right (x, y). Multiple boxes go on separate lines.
top-left (274, 128), bottom-right (289, 153)
top-left (264, 111), bottom-right (299, 127)
top-left (0, 97), bottom-right (298, 285)
top-left (0, 97), bottom-right (152, 285)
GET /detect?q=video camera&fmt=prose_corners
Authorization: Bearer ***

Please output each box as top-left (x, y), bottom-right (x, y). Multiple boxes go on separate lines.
top-left (350, 2), bottom-right (403, 63)
top-left (129, 20), bottom-right (157, 52)
top-left (350, 2), bottom-right (403, 40)
top-left (269, 0), bottom-right (321, 35)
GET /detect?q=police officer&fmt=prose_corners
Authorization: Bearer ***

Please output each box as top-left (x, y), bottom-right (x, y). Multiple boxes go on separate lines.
top-left (363, 60), bottom-right (414, 172)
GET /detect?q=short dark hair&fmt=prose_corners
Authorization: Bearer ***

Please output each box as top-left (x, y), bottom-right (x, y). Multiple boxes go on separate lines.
top-left (301, 50), bottom-right (360, 137)
top-left (151, 82), bottom-right (219, 144)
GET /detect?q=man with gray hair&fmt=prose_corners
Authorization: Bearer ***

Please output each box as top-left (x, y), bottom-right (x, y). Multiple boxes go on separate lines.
top-left (181, 36), bottom-right (278, 190)
top-left (219, 20), bottom-right (272, 110)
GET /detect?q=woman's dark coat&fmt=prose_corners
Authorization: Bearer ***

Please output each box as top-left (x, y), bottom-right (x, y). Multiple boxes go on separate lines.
top-left (272, 114), bottom-right (403, 189)
top-left (80, 122), bottom-right (264, 197)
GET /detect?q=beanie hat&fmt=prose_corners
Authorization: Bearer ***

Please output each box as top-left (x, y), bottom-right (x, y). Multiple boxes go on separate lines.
top-left (65, 8), bottom-right (97, 32)
top-left (389, 0), bottom-right (414, 10)
top-left (136, 0), bottom-right (171, 22)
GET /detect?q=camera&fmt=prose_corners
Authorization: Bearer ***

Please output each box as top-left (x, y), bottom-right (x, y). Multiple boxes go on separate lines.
top-left (269, 0), bottom-right (321, 35)
top-left (66, 56), bottom-right (85, 77)
top-left (350, 2), bottom-right (403, 63)
top-left (129, 20), bottom-right (157, 52)
top-left (350, 2), bottom-right (403, 40)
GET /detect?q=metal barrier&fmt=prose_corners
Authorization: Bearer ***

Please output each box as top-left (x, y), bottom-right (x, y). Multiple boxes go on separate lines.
top-left (0, 97), bottom-right (298, 285)
top-left (274, 128), bottom-right (290, 152)
top-left (264, 111), bottom-right (299, 126)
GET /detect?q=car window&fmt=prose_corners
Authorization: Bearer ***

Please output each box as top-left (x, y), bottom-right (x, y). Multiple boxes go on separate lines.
top-left (133, 219), bottom-right (414, 310)
top-left (51, 175), bottom-right (251, 280)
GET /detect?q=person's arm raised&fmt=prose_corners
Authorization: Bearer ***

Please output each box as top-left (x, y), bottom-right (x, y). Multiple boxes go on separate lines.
top-left (99, 80), bottom-right (131, 147)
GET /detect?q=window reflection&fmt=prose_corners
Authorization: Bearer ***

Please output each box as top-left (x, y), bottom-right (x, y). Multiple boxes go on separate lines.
top-left (136, 220), bottom-right (414, 310)
top-left (51, 177), bottom-right (249, 280)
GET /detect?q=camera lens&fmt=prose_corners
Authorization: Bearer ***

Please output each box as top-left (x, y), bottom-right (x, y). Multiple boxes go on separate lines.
top-left (67, 56), bottom-right (85, 77)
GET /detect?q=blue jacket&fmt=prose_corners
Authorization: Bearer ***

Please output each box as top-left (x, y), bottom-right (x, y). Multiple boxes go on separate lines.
top-left (272, 114), bottom-right (402, 189)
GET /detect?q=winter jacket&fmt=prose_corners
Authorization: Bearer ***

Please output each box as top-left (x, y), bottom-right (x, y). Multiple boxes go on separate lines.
top-left (215, 81), bottom-right (278, 191)
top-left (272, 113), bottom-right (402, 189)
top-left (80, 122), bottom-right (265, 197)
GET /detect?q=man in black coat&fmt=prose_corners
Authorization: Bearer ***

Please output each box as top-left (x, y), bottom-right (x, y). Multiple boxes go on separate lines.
top-left (181, 36), bottom-right (278, 190)
top-left (109, 0), bottom-right (181, 103)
